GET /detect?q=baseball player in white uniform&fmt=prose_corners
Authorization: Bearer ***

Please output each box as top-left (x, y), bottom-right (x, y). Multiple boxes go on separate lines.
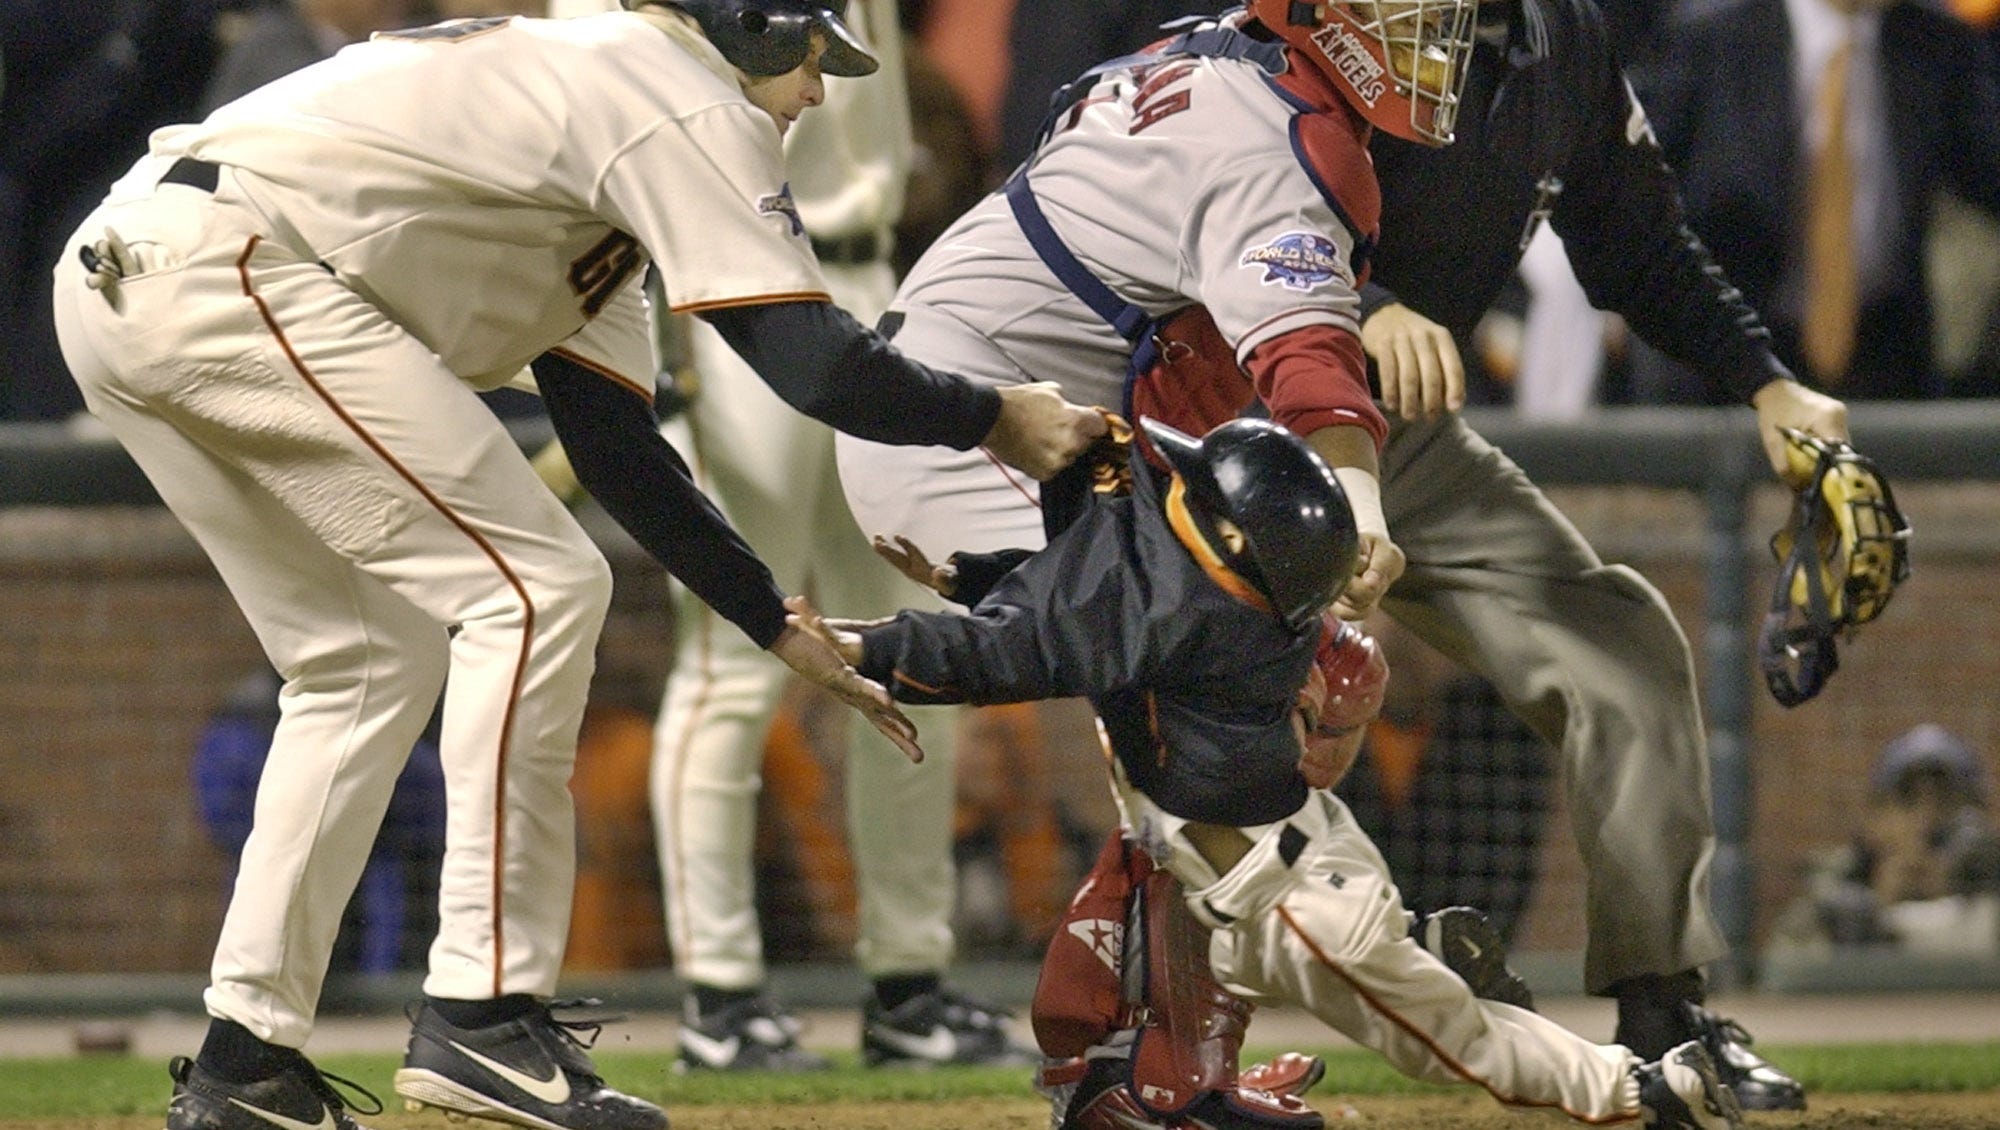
top-left (50, 5), bottom-right (1101, 1129)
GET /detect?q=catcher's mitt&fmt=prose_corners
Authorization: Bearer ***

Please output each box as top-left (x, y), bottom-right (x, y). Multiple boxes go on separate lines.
top-left (1759, 427), bottom-right (1911, 707)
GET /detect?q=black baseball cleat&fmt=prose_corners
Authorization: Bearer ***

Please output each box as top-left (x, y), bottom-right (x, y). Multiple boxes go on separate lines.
top-left (1680, 1003), bottom-right (1808, 1112)
top-left (1634, 1040), bottom-right (1744, 1130)
top-left (1616, 978), bottom-right (1807, 1114)
top-left (861, 986), bottom-right (1038, 1067)
top-left (1415, 905), bottom-right (1536, 1011)
top-left (167, 1053), bottom-right (382, 1130)
top-left (674, 994), bottom-right (830, 1073)
top-left (394, 999), bottom-right (666, 1130)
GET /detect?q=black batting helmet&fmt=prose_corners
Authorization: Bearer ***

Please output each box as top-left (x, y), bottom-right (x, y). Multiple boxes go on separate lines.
top-left (1142, 417), bottom-right (1359, 632)
top-left (626, 0), bottom-right (878, 77)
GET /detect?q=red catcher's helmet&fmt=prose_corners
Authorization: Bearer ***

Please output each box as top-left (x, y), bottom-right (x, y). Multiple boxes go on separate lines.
top-left (1247, 0), bottom-right (1477, 145)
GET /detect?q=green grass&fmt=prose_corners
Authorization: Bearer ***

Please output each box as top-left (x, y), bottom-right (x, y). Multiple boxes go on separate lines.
top-left (2, 1043), bottom-right (1996, 1120)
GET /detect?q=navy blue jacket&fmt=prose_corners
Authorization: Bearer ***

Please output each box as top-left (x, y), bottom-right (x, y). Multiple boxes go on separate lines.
top-left (857, 446), bottom-right (1319, 827)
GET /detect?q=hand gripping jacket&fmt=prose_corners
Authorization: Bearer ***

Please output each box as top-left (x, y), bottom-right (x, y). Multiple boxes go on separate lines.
top-left (628, 0), bottom-right (878, 76)
top-left (1759, 427), bottom-right (1912, 707)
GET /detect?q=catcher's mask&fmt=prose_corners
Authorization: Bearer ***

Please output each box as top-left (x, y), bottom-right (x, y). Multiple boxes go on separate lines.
top-left (1141, 417), bottom-right (1359, 632)
top-left (1246, 0), bottom-right (1477, 145)
top-left (1759, 427), bottom-right (1912, 707)
top-left (628, 0), bottom-right (877, 77)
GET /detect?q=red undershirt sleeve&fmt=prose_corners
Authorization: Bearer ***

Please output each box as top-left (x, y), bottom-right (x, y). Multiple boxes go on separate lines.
top-left (1244, 324), bottom-right (1388, 452)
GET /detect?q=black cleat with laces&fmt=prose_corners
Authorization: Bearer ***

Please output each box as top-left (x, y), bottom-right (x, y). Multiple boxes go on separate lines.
top-left (675, 994), bottom-right (829, 1073)
top-left (1615, 974), bottom-right (1806, 1113)
top-left (861, 986), bottom-right (1038, 1068)
top-left (394, 998), bottom-right (667, 1130)
top-left (167, 1053), bottom-right (382, 1130)
top-left (1679, 1003), bottom-right (1807, 1112)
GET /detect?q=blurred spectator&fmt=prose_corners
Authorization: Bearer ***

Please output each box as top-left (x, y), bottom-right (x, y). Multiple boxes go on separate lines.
top-left (192, 665), bottom-right (446, 974)
top-left (565, 676), bottom-right (671, 972)
top-left (1, 1), bottom-right (230, 421)
top-left (200, 0), bottom-right (423, 114)
top-left (892, 50), bottom-right (990, 277)
top-left (901, 0), bottom-right (1017, 169)
top-left (1928, 190), bottom-right (2000, 396)
top-left (1771, 724), bottom-right (2000, 955)
top-left (1627, 0), bottom-right (2000, 401)
top-left (993, 0), bottom-right (1232, 173)
top-left (1334, 620), bottom-right (1554, 943)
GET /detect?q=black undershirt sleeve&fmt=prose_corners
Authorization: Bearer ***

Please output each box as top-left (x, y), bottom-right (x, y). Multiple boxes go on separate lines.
top-left (699, 300), bottom-right (1002, 449)
top-left (532, 351), bottom-right (788, 648)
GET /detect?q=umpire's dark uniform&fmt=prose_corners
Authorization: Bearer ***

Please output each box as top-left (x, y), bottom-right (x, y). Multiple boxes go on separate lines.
top-left (1359, 0), bottom-right (1786, 1011)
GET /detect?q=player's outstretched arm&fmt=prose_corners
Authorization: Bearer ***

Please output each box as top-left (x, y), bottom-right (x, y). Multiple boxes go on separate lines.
top-left (777, 596), bottom-right (925, 763)
top-left (700, 300), bottom-right (1101, 478)
top-left (1305, 425), bottom-right (1404, 620)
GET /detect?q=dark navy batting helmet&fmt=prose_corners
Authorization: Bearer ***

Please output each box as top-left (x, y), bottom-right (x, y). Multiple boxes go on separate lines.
top-left (627, 0), bottom-right (878, 77)
top-left (1142, 417), bottom-right (1360, 632)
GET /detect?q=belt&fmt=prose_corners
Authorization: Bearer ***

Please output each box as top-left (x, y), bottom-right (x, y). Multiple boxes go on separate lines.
top-left (810, 230), bottom-right (885, 266)
top-left (160, 157), bottom-right (221, 193)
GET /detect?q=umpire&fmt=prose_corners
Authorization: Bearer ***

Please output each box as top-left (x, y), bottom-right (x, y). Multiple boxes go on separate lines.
top-left (1350, 0), bottom-right (1848, 1110)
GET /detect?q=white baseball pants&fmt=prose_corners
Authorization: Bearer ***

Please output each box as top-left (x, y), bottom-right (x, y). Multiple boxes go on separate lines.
top-left (653, 258), bottom-right (960, 988)
top-left (1110, 766), bottom-right (1645, 1123)
top-left (53, 170), bottom-right (608, 1046)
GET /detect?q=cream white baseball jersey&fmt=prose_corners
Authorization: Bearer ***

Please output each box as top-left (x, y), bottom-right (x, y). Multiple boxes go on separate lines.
top-left (140, 10), bottom-right (829, 388)
top-left (50, 10), bottom-right (848, 1050)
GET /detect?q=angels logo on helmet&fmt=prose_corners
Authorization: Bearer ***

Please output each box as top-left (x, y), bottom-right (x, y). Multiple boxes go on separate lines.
top-left (1247, 0), bottom-right (1477, 145)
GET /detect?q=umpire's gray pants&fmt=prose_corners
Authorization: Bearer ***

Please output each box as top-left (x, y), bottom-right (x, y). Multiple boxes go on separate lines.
top-left (1378, 413), bottom-right (1730, 994)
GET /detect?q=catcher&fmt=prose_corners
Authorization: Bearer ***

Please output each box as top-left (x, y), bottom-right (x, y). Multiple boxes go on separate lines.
top-left (803, 416), bottom-right (1743, 1130)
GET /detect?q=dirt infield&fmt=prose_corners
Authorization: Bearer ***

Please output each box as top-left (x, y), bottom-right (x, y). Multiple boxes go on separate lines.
top-left (15, 1092), bottom-right (2000, 1130)
top-left (655, 1091), bottom-right (2000, 1129)
top-left (516, 1091), bottom-right (2000, 1129)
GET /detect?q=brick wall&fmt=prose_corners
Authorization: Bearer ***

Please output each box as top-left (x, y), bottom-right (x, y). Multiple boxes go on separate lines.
top-left (0, 482), bottom-right (1993, 975)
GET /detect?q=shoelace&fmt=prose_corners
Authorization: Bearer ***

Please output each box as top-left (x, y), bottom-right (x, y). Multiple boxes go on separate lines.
top-left (1689, 1005), bottom-right (1757, 1048)
top-left (307, 1066), bottom-right (385, 1118)
top-left (544, 996), bottom-right (626, 1049)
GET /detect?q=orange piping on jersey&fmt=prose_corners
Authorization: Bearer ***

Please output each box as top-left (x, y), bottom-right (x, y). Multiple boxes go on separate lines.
top-left (1163, 475), bottom-right (1273, 614)
top-left (979, 445), bottom-right (1043, 511)
top-left (667, 291), bottom-right (833, 315)
top-left (236, 235), bottom-right (536, 997)
top-left (548, 346), bottom-right (653, 405)
top-left (892, 670), bottom-right (952, 697)
top-left (1273, 903), bottom-right (1640, 1124)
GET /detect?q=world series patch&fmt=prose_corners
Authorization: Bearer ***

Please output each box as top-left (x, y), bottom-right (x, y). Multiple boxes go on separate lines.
top-left (1240, 231), bottom-right (1342, 291)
